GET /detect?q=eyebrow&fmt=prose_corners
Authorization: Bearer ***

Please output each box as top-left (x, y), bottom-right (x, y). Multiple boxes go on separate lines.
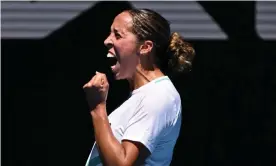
top-left (114, 28), bottom-right (119, 33)
top-left (111, 27), bottom-right (125, 35)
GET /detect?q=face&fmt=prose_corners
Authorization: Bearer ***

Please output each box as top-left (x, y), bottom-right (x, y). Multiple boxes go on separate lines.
top-left (104, 11), bottom-right (140, 80)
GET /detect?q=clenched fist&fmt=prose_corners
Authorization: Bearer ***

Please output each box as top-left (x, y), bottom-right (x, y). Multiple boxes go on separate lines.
top-left (83, 71), bottom-right (109, 110)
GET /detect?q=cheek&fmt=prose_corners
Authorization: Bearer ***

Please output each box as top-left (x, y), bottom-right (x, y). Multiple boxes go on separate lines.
top-left (116, 42), bottom-right (137, 62)
top-left (121, 54), bottom-right (138, 71)
top-left (119, 48), bottom-right (138, 75)
top-left (121, 42), bottom-right (136, 54)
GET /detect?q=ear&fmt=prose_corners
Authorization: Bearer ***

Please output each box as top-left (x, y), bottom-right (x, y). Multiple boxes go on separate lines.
top-left (139, 40), bottom-right (154, 55)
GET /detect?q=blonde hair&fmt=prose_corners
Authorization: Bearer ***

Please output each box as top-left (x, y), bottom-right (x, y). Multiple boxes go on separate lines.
top-left (167, 32), bottom-right (195, 74)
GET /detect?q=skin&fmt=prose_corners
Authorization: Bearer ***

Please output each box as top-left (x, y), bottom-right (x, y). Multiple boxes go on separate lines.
top-left (83, 11), bottom-right (165, 166)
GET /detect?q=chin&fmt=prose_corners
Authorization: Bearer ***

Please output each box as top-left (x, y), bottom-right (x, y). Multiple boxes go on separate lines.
top-left (114, 77), bottom-right (122, 80)
top-left (113, 72), bottom-right (128, 80)
top-left (113, 73), bottom-right (122, 80)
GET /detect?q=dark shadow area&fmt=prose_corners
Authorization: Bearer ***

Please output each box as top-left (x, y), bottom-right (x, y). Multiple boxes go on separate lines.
top-left (198, 1), bottom-right (258, 41)
top-left (3, 39), bottom-right (46, 166)
top-left (42, 1), bottom-right (133, 165)
top-left (2, 1), bottom-right (275, 166)
top-left (3, 1), bottom-right (133, 166)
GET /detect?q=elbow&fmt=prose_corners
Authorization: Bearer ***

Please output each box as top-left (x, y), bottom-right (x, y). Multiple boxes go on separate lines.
top-left (108, 159), bottom-right (131, 166)
top-left (116, 162), bottom-right (132, 166)
top-left (116, 152), bottom-right (130, 166)
top-left (106, 148), bottom-right (130, 166)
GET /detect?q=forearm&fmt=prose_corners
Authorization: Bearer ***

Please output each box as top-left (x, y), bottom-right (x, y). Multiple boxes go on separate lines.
top-left (91, 104), bottom-right (126, 166)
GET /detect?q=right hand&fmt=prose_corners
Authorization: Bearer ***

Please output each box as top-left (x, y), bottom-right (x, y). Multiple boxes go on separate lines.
top-left (83, 71), bottom-right (109, 110)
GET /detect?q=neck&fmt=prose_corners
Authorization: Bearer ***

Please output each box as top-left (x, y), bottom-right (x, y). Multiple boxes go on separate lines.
top-left (127, 65), bottom-right (165, 92)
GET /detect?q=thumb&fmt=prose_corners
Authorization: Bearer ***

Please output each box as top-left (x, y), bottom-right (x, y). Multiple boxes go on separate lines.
top-left (96, 71), bottom-right (100, 74)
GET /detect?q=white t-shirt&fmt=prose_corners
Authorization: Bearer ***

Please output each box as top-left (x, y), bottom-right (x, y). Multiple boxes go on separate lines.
top-left (85, 76), bottom-right (182, 166)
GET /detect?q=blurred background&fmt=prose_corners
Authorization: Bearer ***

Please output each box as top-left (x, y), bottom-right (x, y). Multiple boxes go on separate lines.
top-left (2, 1), bottom-right (276, 166)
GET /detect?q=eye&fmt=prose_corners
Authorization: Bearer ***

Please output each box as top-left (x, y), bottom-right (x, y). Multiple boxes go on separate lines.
top-left (115, 32), bottom-right (121, 39)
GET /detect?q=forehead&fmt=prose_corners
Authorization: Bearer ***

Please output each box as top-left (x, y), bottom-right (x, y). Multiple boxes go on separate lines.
top-left (111, 12), bottom-right (133, 32)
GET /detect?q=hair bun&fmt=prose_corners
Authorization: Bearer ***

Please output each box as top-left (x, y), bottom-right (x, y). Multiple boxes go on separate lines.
top-left (167, 32), bottom-right (195, 75)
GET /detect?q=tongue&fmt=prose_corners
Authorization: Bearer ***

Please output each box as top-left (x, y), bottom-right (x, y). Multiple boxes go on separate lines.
top-left (111, 62), bottom-right (120, 72)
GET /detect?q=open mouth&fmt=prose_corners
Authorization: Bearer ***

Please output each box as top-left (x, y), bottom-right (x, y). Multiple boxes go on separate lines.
top-left (107, 52), bottom-right (117, 66)
top-left (107, 52), bottom-right (119, 73)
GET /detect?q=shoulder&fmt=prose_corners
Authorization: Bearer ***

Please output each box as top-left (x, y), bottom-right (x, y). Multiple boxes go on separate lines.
top-left (139, 80), bottom-right (181, 118)
top-left (145, 78), bottom-right (181, 106)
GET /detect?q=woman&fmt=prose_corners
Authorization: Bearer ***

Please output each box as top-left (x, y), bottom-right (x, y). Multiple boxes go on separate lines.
top-left (83, 8), bottom-right (195, 166)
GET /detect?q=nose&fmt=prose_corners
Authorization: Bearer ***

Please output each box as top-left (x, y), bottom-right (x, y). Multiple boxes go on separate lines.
top-left (104, 34), bottom-right (113, 49)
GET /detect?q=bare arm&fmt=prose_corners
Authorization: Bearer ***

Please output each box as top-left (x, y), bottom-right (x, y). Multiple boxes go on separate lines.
top-left (83, 72), bottom-right (150, 165)
top-left (91, 104), bottom-right (150, 166)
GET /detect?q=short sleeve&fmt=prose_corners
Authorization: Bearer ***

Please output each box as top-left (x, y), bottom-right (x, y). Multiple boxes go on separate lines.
top-left (122, 94), bottom-right (172, 153)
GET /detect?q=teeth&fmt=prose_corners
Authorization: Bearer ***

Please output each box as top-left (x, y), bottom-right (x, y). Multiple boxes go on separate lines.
top-left (107, 53), bottom-right (114, 57)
